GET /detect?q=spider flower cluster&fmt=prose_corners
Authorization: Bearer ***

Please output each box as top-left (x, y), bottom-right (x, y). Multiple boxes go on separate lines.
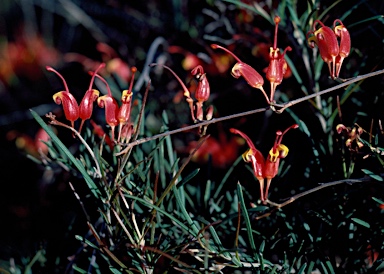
top-left (211, 16), bottom-right (291, 105)
top-left (231, 124), bottom-right (298, 203)
top-left (307, 19), bottom-right (351, 79)
top-left (48, 63), bottom-right (137, 143)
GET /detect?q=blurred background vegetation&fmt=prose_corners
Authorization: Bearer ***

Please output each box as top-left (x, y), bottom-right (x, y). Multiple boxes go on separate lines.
top-left (0, 0), bottom-right (384, 273)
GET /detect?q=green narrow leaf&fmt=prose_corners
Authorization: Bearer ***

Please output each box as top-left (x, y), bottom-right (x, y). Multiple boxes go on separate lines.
top-left (351, 218), bottom-right (370, 228)
top-left (30, 110), bottom-right (100, 198)
top-left (326, 261), bottom-right (335, 274)
top-left (177, 168), bottom-right (200, 188)
top-left (372, 197), bottom-right (384, 205)
top-left (237, 183), bottom-right (257, 255)
top-left (361, 169), bottom-right (383, 181)
top-left (297, 262), bottom-right (307, 274)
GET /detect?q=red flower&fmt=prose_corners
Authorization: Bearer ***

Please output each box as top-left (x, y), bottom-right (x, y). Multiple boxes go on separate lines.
top-left (333, 19), bottom-right (351, 78)
top-left (150, 63), bottom-right (212, 124)
top-left (96, 74), bottom-right (119, 142)
top-left (231, 124), bottom-right (298, 202)
top-left (78, 63), bottom-right (105, 133)
top-left (307, 20), bottom-right (341, 79)
top-left (211, 44), bottom-right (269, 104)
top-left (46, 66), bottom-right (79, 128)
top-left (230, 128), bottom-right (266, 202)
top-left (117, 67), bottom-right (137, 141)
top-left (264, 124), bottom-right (298, 200)
top-left (265, 16), bottom-right (292, 103)
top-left (191, 65), bottom-right (210, 121)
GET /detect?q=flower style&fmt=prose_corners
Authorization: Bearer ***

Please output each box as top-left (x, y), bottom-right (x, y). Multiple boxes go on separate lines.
top-left (96, 74), bottom-right (119, 142)
top-left (46, 66), bottom-right (79, 128)
top-left (231, 124), bottom-right (298, 202)
top-left (265, 16), bottom-right (292, 103)
top-left (211, 44), bottom-right (269, 104)
top-left (333, 19), bottom-right (351, 78)
top-left (117, 67), bottom-right (137, 141)
top-left (78, 63), bottom-right (105, 134)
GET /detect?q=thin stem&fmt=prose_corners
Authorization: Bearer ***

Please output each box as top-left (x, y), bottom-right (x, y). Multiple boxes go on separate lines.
top-left (274, 69), bottom-right (384, 113)
top-left (116, 107), bottom-right (269, 154)
top-left (257, 177), bottom-right (368, 219)
top-left (117, 69), bottom-right (384, 152)
top-left (46, 113), bottom-right (102, 178)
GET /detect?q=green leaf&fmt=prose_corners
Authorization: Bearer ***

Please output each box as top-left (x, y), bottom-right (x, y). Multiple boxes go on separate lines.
top-left (237, 183), bottom-right (257, 254)
top-left (351, 218), bottom-right (370, 228)
top-left (372, 197), bottom-right (384, 205)
top-left (361, 169), bottom-right (383, 181)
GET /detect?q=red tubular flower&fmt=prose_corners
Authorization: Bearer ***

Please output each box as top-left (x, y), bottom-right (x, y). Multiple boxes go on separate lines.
top-left (266, 16), bottom-right (292, 103)
top-left (46, 66), bottom-right (79, 128)
top-left (230, 128), bottom-right (266, 202)
top-left (78, 63), bottom-right (105, 134)
top-left (211, 44), bottom-right (269, 104)
top-left (117, 66), bottom-right (137, 141)
top-left (333, 19), bottom-right (351, 78)
top-left (307, 20), bottom-right (339, 79)
top-left (264, 124), bottom-right (298, 201)
top-left (191, 65), bottom-right (210, 121)
top-left (96, 74), bottom-right (119, 142)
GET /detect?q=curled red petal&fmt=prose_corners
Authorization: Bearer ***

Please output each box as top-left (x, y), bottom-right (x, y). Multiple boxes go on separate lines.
top-left (53, 91), bottom-right (79, 122)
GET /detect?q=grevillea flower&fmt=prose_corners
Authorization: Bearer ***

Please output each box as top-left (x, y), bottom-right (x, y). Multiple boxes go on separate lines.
top-left (231, 124), bottom-right (298, 202)
top-left (47, 66), bottom-right (79, 128)
top-left (191, 65), bottom-right (210, 121)
top-left (333, 19), bottom-right (351, 78)
top-left (211, 44), bottom-right (269, 104)
top-left (96, 74), bottom-right (119, 142)
top-left (266, 16), bottom-right (292, 103)
top-left (307, 20), bottom-right (340, 79)
top-left (230, 128), bottom-right (266, 202)
top-left (117, 67), bottom-right (137, 141)
top-left (78, 63), bottom-right (105, 133)
top-left (263, 124), bottom-right (298, 200)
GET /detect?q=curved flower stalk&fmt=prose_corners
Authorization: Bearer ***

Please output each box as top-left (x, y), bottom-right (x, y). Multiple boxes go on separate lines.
top-left (211, 44), bottom-right (269, 104)
top-left (96, 74), bottom-right (119, 142)
top-left (78, 63), bottom-right (105, 134)
top-left (307, 19), bottom-right (350, 79)
top-left (46, 66), bottom-right (79, 128)
top-left (265, 16), bottom-right (292, 103)
top-left (231, 124), bottom-right (298, 203)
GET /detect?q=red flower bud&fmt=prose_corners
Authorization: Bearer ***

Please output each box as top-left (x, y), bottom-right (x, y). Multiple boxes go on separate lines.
top-left (211, 44), bottom-right (269, 104)
top-left (191, 65), bottom-right (210, 103)
top-left (47, 66), bottom-right (79, 128)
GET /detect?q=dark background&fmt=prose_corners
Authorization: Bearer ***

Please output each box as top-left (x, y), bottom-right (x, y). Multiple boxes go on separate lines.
top-left (0, 0), bottom-right (383, 272)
